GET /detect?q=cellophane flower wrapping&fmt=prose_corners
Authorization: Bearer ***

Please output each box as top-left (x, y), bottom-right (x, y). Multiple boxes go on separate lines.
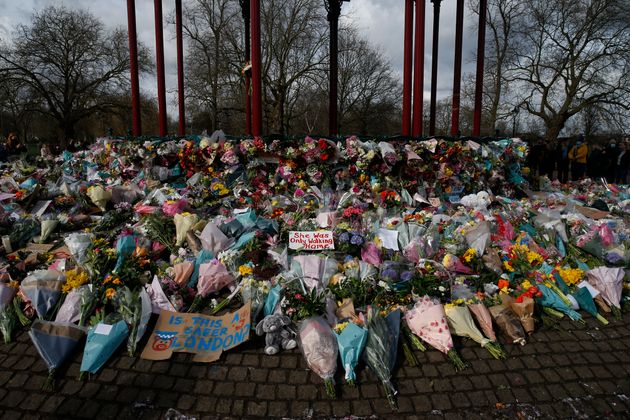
top-left (0, 281), bottom-right (18, 343)
top-left (335, 322), bottom-right (368, 384)
top-left (65, 232), bottom-right (94, 266)
top-left (173, 261), bottom-right (194, 287)
top-left (39, 219), bottom-right (58, 244)
top-left (298, 316), bottom-right (338, 397)
top-left (80, 320), bottom-right (129, 374)
top-left (465, 221), bottom-right (491, 256)
top-left (467, 303), bottom-right (497, 341)
top-left (197, 259), bottom-right (235, 297)
top-left (87, 185), bottom-right (112, 212)
top-left (146, 276), bottom-right (177, 314)
top-left (54, 287), bottom-right (82, 324)
top-left (114, 286), bottom-right (152, 356)
top-left (362, 308), bottom-right (400, 409)
top-left (174, 212), bottom-right (199, 246)
top-left (445, 305), bottom-right (491, 347)
top-left (405, 296), bottom-right (453, 354)
top-left (586, 266), bottom-right (625, 309)
top-left (536, 284), bottom-right (582, 321)
top-left (29, 319), bottom-right (86, 389)
top-left (19, 270), bottom-right (65, 319)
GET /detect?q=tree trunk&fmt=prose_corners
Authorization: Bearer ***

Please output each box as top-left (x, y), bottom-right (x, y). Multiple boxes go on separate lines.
top-left (544, 116), bottom-right (567, 144)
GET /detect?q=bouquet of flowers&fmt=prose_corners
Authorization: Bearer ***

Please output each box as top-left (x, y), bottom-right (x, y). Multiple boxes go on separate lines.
top-left (114, 286), bottom-right (152, 356)
top-left (87, 185), bottom-right (112, 212)
top-left (445, 302), bottom-right (505, 359)
top-left (298, 316), bottom-right (338, 397)
top-left (0, 277), bottom-right (18, 343)
top-left (174, 212), bottom-right (199, 247)
top-left (334, 316), bottom-right (368, 386)
top-left (587, 266), bottom-right (625, 319)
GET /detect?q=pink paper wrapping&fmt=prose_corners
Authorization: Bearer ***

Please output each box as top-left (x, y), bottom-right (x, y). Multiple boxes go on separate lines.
top-left (162, 199), bottom-right (188, 216)
top-left (404, 296), bottom-right (454, 354)
top-left (467, 303), bottom-right (497, 341)
top-left (197, 260), bottom-right (234, 297)
top-left (361, 242), bottom-right (382, 267)
top-left (173, 262), bottom-right (194, 287)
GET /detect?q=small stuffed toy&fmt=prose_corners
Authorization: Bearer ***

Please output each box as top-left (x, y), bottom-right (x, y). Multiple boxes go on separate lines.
top-left (255, 314), bottom-right (297, 355)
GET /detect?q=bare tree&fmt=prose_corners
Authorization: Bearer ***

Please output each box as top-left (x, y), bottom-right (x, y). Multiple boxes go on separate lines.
top-left (337, 28), bottom-right (401, 134)
top-left (470, 0), bottom-right (525, 133)
top-left (511, 0), bottom-right (630, 142)
top-left (181, 0), bottom-right (243, 132)
top-left (0, 6), bottom-right (151, 145)
top-left (260, 0), bottom-right (328, 134)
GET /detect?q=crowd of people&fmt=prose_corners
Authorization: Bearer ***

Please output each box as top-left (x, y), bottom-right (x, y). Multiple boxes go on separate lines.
top-left (528, 135), bottom-right (629, 184)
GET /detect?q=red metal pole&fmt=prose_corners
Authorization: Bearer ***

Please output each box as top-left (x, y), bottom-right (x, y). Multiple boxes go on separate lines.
top-left (428, 0), bottom-right (442, 136)
top-left (412, 0), bottom-right (425, 137)
top-left (243, 6), bottom-right (252, 135)
top-left (126, 0), bottom-right (142, 136)
top-left (175, 0), bottom-right (185, 136)
top-left (450, 0), bottom-right (464, 136)
top-left (472, 0), bottom-right (487, 136)
top-left (250, 0), bottom-right (262, 136)
top-left (154, 0), bottom-right (168, 136)
top-left (402, 0), bottom-right (413, 136)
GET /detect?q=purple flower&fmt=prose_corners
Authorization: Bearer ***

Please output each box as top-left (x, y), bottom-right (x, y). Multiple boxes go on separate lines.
top-left (339, 232), bottom-right (350, 243)
top-left (381, 268), bottom-right (398, 281)
top-left (350, 234), bottom-right (364, 246)
top-left (400, 271), bottom-right (413, 282)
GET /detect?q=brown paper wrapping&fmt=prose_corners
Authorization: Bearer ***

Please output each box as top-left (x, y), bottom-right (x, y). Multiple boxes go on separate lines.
top-left (489, 304), bottom-right (526, 345)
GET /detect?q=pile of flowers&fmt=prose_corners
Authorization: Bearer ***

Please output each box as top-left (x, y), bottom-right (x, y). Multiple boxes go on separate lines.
top-left (0, 134), bottom-right (628, 408)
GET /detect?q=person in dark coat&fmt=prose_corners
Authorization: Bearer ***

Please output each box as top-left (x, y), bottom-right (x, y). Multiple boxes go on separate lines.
top-left (615, 142), bottom-right (629, 184)
top-left (554, 139), bottom-right (570, 183)
top-left (603, 141), bottom-right (619, 182)
top-left (587, 144), bottom-right (605, 179)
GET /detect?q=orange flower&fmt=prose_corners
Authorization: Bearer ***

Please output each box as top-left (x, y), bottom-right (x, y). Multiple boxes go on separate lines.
top-left (497, 279), bottom-right (510, 291)
top-left (105, 288), bottom-right (116, 300)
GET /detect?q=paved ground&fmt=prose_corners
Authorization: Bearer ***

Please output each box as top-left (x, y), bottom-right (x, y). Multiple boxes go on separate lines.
top-left (1, 313), bottom-right (630, 419)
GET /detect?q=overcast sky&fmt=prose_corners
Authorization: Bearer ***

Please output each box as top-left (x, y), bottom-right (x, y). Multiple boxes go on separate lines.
top-left (1, 0), bottom-right (481, 116)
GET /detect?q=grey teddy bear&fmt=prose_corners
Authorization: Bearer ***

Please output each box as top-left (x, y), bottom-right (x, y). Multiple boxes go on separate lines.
top-left (255, 314), bottom-right (297, 355)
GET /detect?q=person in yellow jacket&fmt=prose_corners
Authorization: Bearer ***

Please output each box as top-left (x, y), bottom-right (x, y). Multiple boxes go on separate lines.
top-left (569, 135), bottom-right (588, 180)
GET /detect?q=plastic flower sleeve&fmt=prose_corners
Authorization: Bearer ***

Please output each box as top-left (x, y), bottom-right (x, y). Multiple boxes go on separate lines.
top-left (65, 232), bottom-right (94, 266)
top-left (54, 287), bottom-right (83, 324)
top-left (146, 276), bottom-right (177, 314)
top-left (80, 320), bottom-right (129, 375)
top-left (39, 219), bottom-right (58, 244)
top-left (445, 305), bottom-right (505, 359)
top-left (0, 281), bottom-right (18, 343)
top-left (29, 320), bottom-right (86, 390)
top-left (298, 316), bottom-right (338, 398)
top-left (198, 222), bottom-right (234, 254)
top-left (174, 213), bottom-right (199, 246)
top-left (87, 185), bottom-right (112, 212)
top-left (536, 284), bottom-right (583, 322)
top-left (335, 322), bottom-right (368, 385)
top-left (586, 267), bottom-right (624, 310)
top-left (20, 270), bottom-right (65, 319)
top-left (362, 308), bottom-right (399, 409)
top-left (465, 221), bottom-right (491, 256)
top-left (467, 303), bottom-right (497, 341)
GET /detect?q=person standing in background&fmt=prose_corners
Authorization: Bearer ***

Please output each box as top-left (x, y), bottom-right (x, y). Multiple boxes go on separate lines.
top-left (554, 139), bottom-right (570, 183)
top-left (587, 144), bottom-right (605, 179)
top-left (569, 135), bottom-right (588, 180)
top-left (614, 142), bottom-right (629, 184)
top-left (603, 141), bottom-right (618, 182)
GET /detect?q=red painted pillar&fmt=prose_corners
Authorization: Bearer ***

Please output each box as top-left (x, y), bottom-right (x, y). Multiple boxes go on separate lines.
top-left (402, 0), bottom-right (414, 136)
top-left (472, 0), bottom-right (487, 136)
top-left (126, 0), bottom-right (142, 136)
top-left (250, 0), bottom-right (262, 137)
top-left (412, 0), bottom-right (425, 137)
top-left (450, 0), bottom-right (464, 136)
top-left (241, 1), bottom-right (252, 135)
top-left (154, 0), bottom-right (168, 136)
top-left (428, 0), bottom-right (442, 136)
top-left (175, 0), bottom-right (185, 136)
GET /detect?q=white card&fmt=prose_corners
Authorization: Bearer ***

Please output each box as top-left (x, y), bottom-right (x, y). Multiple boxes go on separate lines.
top-left (94, 323), bottom-right (113, 335)
top-left (377, 228), bottom-right (399, 251)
